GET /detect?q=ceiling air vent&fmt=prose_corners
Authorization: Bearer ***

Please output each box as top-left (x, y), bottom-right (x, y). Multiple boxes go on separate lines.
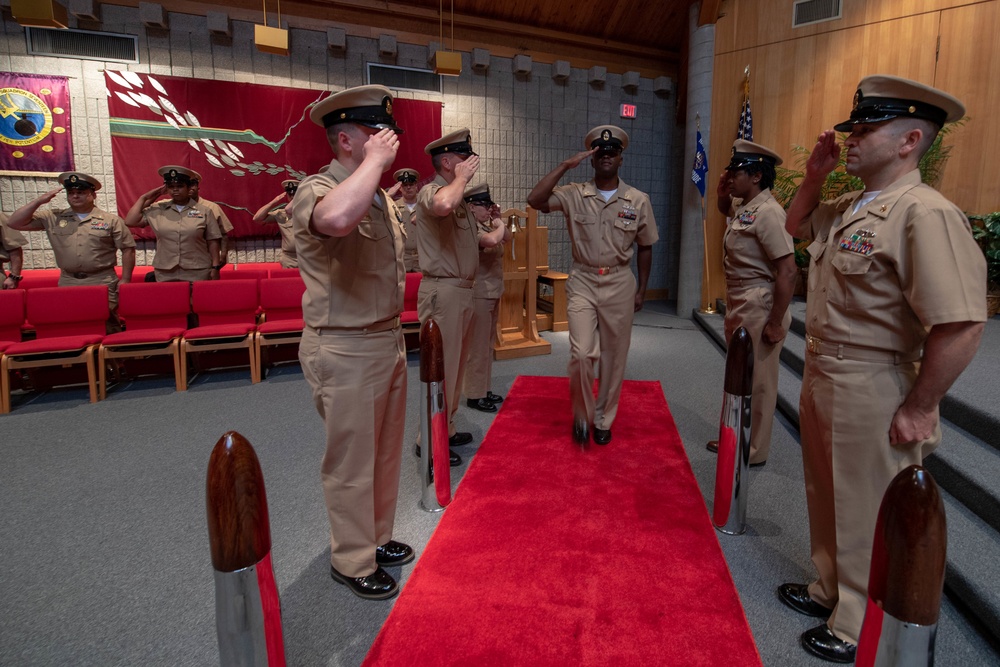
top-left (26, 27), bottom-right (139, 64)
top-left (367, 64), bottom-right (441, 94)
top-left (793, 0), bottom-right (842, 28)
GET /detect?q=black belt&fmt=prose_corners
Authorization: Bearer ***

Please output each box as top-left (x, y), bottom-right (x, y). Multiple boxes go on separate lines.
top-left (66, 268), bottom-right (113, 279)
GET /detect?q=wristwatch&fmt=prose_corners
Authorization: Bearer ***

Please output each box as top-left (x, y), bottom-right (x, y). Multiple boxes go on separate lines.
top-left (7, 272), bottom-right (22, 282)
top-left (212, 264), bottom-right (223, 270)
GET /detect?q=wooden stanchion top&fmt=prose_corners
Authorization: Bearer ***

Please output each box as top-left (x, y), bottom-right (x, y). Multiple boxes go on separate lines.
top-left (206, 431), bottom-right (272, 572)
top-left (420, 318), bottom-right (445, 383)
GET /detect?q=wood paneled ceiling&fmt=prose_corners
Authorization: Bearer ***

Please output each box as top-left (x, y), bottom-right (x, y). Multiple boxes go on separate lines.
top-left (116, 0), bottom-right (699, 76)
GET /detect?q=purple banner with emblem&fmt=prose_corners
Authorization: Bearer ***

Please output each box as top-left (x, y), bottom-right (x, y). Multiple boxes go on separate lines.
top-left (0, 72), bottom-right (74, 175)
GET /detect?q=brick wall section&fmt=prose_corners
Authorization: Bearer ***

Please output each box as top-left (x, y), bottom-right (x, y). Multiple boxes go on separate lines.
top-left (0, 9), bottom-right (682, 295)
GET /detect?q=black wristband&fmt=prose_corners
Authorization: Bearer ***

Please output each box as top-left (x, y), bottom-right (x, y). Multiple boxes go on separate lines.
top-left (8, 273), bottom-right (22, 281)
top-left (212, 264), bottom-right (223, 270)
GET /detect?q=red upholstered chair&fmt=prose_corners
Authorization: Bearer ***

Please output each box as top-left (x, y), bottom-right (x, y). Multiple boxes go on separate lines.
top-left (255, 277), bottom-right (306, 380)
top-left (221, 269), bottom-right (267, 283)
top-left (98, 282), bottom-right (191, 398)
top-left (117, 265), bottom-right (155, 282)
top-left (401, 272), bottom-right (422, 349)
top-left (1, 285), bottom-right (108, 412)
top-left (16, 269), bottom-right (60, 290)
top-left (0, 289), bottom-right (26, 349)
top-left (0, 289), bottom-right (27, 411)
top-left (268, 267), bottom-right (301, 279)
top-left (237, 262), bottom-right (281, 273)
top-left (182, 279), bottom-right (259, 384)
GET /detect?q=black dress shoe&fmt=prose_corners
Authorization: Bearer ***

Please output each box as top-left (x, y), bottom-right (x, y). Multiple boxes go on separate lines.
top-left (706, 439), bottom-right (719, 453)
top-left (330, 564), bottom-right (398, 600)
top-left (778, 583), bottom-right (833, 618)
top-left (486, 391), bottom-right (504, 403)
top-left (414, 444), bottom-right (461, 467)
top-left (375, 540), bottom-right (414, 566)
top-left (593, 428), bottom-right (612, 445)
top-left (801, 624), bottom-right (857, 663)
top-left (573, 419), bottom-right (589, 444)
top-left (466, 397), bottom-right (497, 413)
top-left (449, 432), bottom-right (473, 447)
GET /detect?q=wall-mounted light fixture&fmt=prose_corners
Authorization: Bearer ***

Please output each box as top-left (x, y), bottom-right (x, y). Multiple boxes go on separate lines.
top-left (255, 0), bottom-right (288, 56)
top-left (433, 0), bottom-right (460, 76)
top-left (12, 0), bottom-right (69, 29)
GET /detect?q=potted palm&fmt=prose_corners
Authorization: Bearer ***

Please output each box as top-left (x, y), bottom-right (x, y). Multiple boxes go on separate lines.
top-left (970, 212), bottom-right (1000, 317)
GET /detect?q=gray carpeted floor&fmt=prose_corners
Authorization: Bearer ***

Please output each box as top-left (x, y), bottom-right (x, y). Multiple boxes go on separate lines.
top-left (1, 302), bottom-right (997, 666)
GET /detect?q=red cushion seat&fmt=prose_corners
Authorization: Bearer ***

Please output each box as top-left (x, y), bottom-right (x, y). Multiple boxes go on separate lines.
top-left (4, 334), bottom-right (105, 355)
top-left (102, 328), bottom-right (187, 346)
top-left (184, 323), bottom-right (257, 340)
top-left (257, 318), bottom-right (304, 335)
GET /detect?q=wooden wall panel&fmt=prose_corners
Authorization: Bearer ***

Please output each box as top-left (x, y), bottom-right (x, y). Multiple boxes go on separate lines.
top-left (703, 0), bottom-right (995, 306)
top-left (936, 2), bottom-right (1000, 213)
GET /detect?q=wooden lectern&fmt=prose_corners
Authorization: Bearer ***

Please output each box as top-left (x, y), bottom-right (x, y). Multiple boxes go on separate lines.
top-left (495, 207), bottom-right (552, 360)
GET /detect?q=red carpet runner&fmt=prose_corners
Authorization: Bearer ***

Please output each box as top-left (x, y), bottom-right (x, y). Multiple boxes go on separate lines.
top-left (363, 376), bottom-right (762, 666)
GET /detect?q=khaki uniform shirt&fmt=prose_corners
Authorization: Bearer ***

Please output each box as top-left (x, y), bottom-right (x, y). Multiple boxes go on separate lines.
top-left (140, 201), bottom-right (222, 271)
top-left (724, 189), bottom-right (793, 283)
top-left (795, 169), bottom-right (986, 354)
top-left (1, 213), bottom-right (27, 262)
top-left (25, 206), bottom-right (135, 274)
top-left (400, 202), bottom-right (419, 271)
top-left (474, 222), bottom-right (505, 299)
top-left (266, 207), bottom-right (296, 259)
top-left (197, 198), bottom-right (234, 234)
top-left (550, 179), bottom-right (659, 267)
top-left (416, 175), bottom-right (479, 281)
top-left (292, 160), bottom-right (405, 329)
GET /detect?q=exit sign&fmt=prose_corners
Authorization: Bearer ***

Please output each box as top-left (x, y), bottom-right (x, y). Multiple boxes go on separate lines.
top-left (620, 103), bottom-right (637, 119)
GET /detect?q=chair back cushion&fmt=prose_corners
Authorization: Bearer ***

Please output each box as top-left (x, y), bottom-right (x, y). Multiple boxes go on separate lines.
top-left (259, 278), bottom-right (306, 322)
top-left (404, 272), bottom-right (422, 312)
top-left (26, 286), bottom-right (109, 338)
top-left (118, 282), bottom-right (191, 330)
top-left (191, 279), bottom-right (258, 327)
top-left (0, 288), bottom-right (26, 342)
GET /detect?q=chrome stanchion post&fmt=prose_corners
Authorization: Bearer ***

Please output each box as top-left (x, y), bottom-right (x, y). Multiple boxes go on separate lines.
top-left (713, 326), bottom-right (753, 535)
top-left (206, 431), bottom-right (285, 667)
top-left (856, 465), bottom-right (946, 666)
top-left (418, 318), bottom-right (451, 512)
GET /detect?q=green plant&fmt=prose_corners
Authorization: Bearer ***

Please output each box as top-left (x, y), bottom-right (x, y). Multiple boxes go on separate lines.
top-left (772, 121), bottom-right (966, 269)
top-left (970, 212), bottom-right (1000, 289)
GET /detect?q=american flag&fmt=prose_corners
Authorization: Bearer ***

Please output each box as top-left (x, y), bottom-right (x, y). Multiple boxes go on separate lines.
top-left (737, 97), bottom-right (753, 140)
top-left (737, 71), bottom-right (753, 141)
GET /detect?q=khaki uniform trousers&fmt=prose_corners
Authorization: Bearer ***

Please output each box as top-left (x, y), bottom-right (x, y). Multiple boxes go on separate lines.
top-left (417, 279), bottom-right (474, 436)
top-left (59, 268), bottom-right (120, 310)
top-left (800, 351), bottom-right (939, 644)
top-left (298, 326), bottom-right (407, 578)
top-left (724, 283), bottom-right (791, 464)
top-left (464, 296), bottom-right (499, 399)
top-left (566, 268), bottom-right (635, 430)
top-left (154, 267), bottom-right (212, 282)
top-left (279, 252), bottom-right (298, 269)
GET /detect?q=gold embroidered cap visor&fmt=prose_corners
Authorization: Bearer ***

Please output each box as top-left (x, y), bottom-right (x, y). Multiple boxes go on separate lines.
top-left (463, 183), bottom-right (494, 207)
top-left (726, 139), bottom-right (783, 170)
top-left (585, 125), bottom-right (630, 152)
top-left (425, 128), bottom-right (477, 156)
top-left (58, 172), bottom-right (101, 191)
top-left (394, 168), bottom-right (419, 183)
top-left (157, 165), bottom-right (196, 185)
top-left (834, 74), bottom-right (965, 132)
top-left (309, 84), bottom-right (402, 134)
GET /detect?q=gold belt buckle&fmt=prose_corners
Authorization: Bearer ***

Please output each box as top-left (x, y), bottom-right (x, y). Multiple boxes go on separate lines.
top-left (598, 267), bottom-right (609, 275)
top-left (807, 336), bottom-right (819, 354)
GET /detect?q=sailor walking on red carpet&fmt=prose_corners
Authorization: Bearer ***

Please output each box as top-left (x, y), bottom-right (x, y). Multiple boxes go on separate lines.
top-left (292, 84), bottom-right (414, 601)
top-left (528, 125), bottom-right (658, 445)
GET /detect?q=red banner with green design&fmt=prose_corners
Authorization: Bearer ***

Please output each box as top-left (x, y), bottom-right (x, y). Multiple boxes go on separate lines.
top-left (105, 71), bottom-right (441, 238)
